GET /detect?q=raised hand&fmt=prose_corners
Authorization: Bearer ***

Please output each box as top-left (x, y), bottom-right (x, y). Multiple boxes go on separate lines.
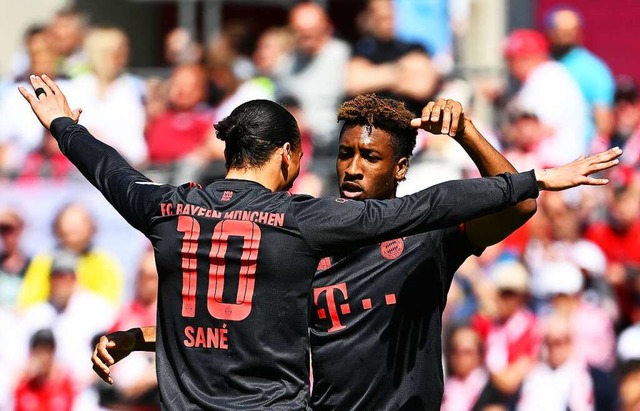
top-left (535, 147), bottom-right (623, 191)
top-left (18, 74), bottom-right (82, 130)
top-left (410, 98), bottom-right (465, 138)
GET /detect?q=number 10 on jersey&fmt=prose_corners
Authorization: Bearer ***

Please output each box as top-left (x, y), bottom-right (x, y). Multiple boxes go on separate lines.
top-left (177, 215), bottom-right (261, 321)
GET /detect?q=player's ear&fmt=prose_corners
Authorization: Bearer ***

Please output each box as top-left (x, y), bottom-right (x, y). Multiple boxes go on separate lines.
top-left (281, 142), bottom-right (292, 166)
top-left (395, 157), bottom-right (409, 182)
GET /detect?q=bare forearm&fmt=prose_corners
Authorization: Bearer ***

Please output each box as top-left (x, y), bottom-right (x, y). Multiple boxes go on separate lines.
top-left (490, 357), bottom-right (532, 394)
top-left (392, 53), bottom-right (439, 100)
top-left (594, 106), bottom-right (614, 138)
top-left (459, 120), bottom-right (536, 247)
top-left (345, 59), bottom-right (398, 95)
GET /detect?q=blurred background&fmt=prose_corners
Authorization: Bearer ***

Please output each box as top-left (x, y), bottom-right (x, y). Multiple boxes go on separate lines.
top-left (1, 0), bottom-right (640, 410)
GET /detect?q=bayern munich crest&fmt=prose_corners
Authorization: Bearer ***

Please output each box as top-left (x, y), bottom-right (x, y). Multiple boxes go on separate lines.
top-left (380, 238), bottom-right (404, 260)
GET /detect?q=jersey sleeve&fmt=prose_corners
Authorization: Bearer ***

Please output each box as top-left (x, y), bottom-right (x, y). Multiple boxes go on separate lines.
top-left (291, 171), bottom-right (538, 255)
top-left (50, 117), bottom-right (172, 234)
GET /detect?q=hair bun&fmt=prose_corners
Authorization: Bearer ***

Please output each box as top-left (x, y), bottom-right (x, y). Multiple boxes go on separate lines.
top-left (215, 118), bottom-right (248, 143)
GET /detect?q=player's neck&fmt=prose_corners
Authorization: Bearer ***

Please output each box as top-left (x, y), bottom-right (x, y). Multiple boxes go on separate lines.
top-left (225, 167), bottom-right (281, 192)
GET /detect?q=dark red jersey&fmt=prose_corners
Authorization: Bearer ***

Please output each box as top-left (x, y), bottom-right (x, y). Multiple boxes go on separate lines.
top-left (310, 226), bottom-right (478, 411)
top-left (51, 117), bottom-right (538, 410)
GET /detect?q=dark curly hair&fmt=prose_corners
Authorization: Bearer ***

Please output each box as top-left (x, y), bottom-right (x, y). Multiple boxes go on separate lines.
top-left (337, 94), bottom-right (417, 160)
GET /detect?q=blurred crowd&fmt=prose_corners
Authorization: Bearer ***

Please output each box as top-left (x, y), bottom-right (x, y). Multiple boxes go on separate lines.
top-left (1, 1), bottom-right (640, 410)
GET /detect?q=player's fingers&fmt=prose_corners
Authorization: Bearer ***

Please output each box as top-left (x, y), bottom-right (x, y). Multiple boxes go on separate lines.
top-left (430, 99), bottom-right (446, 122)
top-left (590, 146), bottom-right (623, 164)
top-left (97, 338), bottom-right (115, 365)
top-left (91, 347), bottom-right (111, 376)
top-left (441, 100), bottom-right (453, 135)
top-left (91, 350), bottom-right (109, 372)
top-left (588, 158), bottom-right (620, 174)
top-left (18, 86), bottom-right (38, 106)
top-left (449, 104), bottom-right (462, 137)
top-left (41, 74), bottom-right (61, 96)
top-left (583, 176), bottom-right (609, 186)
top-left (421, 101), bottom-right (435, 122)
top-left (410, 118), bottom-right (421, 128)
top-left (585, 148), bottom-right (618, 166)
top-left (29, 75), bottom-right (53, 97)
top-left (92, 363), bottom-right (113, 384)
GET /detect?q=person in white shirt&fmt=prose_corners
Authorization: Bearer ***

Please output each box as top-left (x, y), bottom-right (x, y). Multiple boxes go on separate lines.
top-left (66, 27), bottom-right (147, 167)
top-left (517, 314), bottom-right (594, 411)
top-left (504, 29), bottom-right (588, 167)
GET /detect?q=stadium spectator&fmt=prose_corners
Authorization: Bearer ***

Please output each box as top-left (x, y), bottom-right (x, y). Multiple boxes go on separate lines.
top-left (501, 110), bottom-right (547, 171)
top-left (525, 191), bottom-right (612, 310)
top-left (0, 208), bottom-right (29, 309)
top-left (585, 168), bottom-right (640, 326)
top-left (163, 27), bottom-right (203, 67)
top-left (21, 252), bottom-right (115, 405)
top-left (0, 306), bottom-right (27, 410)
top-left (516, 315), bottom-right (595, 411)
top-left (144, 64), bottom-right (215, 177)
top-left (48, 6), bottom-right (90, 79)
top-left (504, 29), bottom-right (588, 166)
top-left (540, 260), bottom-right (616, 371)
top-left (207, 21), bottom-right (257, 85)
top-left (393, 0), bottom-right (469, 75)
top-left (0, 25), bottom-right (71, 178)
top-left (205, 31), bottom-right (274, 121)
top-left (545, 5), bottom-right (615, 142)
top-left (442, 326), bottom-right (490, 411)
top-left (5, 6), bottom-right (87, 87)
top-left (14, 329), bottom-right (75, 411)
top-left (345, 0), bottom-right (439, 115)
top-left (18, 203), bottom-right (124, 309)
top-left (68, 26), bottom-right (148, 166)
top-left (253, 27), bottom-right (293, 79)
top-left (277, 2), bottom-right (350, 192)
top-left (98, 249), bottom-right (158, 410)
top-left (592, 76), bottom-right (640, 166)
top-left (472, 261), bottom-right (540, 400)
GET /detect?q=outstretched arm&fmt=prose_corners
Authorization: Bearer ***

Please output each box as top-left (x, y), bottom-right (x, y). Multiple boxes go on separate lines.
top-left (92, 326), bottom-right (157, 385)
top-left (19, 75), bottom-right (170, 233)
top-left (411, 99), bottom-right (621, 247)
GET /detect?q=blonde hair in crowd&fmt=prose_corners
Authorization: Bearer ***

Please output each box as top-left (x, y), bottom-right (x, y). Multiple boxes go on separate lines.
top-left (84, 27), bottom-right (129, 83)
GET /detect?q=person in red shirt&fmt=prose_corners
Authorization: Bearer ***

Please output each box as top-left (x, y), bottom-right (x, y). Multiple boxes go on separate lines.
top-left (471, 261), bottom-right (541, 402)
top-left (145, 64), bottom-right (217, 171)
top-left (14, 329), bottom-right (75, 411)
top-left (585, 167), bottom-right (640, 325)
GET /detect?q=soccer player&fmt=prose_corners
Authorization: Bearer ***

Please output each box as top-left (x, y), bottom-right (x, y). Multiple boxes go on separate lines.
top-left (310, 95), bottom-right (535, 410)
top-left (21, 75), bottom-right (617, 410)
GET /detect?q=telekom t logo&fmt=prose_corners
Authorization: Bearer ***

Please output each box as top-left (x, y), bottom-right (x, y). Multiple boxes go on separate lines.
top-left (314, 283), bottom-right (349, 332)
